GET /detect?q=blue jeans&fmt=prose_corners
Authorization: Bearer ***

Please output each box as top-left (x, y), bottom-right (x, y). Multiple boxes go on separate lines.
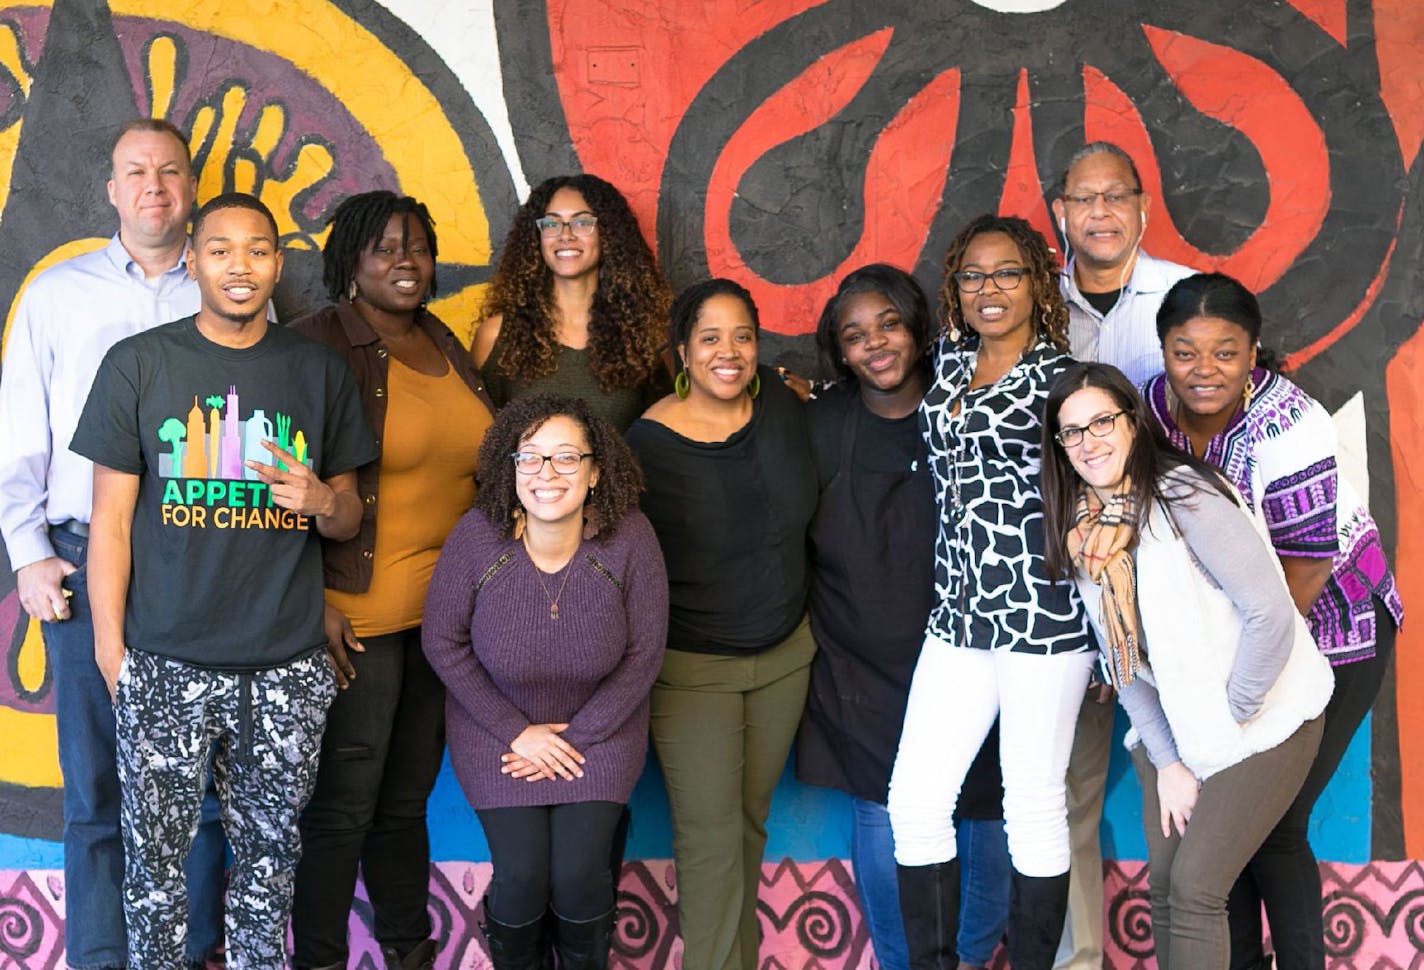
top-left (957, 818), bottom-right (1010, 965)
top-left (48, 527), bottom-right (227, 969)
top-left (850, 799), bottom-right (1010, 970)
top-left (850, 797), bottom-right (909, 970)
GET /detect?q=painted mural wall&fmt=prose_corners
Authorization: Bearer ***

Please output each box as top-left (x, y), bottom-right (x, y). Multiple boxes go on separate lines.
top-left (0, 1), bottom-right (1421, 966)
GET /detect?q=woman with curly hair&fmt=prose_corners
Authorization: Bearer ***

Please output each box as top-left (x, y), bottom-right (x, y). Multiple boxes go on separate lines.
top-left (422, 394), bottom-right (668, 970)
top-left (625, 279), bottom-right (817, 970)
top-left (289, 190), bottom-right (494, 970)
top-left (474, 174), bottom-right (672, 432)
top-left (887, 216), bottom-right (1093, 970)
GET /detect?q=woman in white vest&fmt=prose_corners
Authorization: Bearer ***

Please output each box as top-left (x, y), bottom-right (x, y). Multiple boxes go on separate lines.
top-left (1037, 361), bottom-right (1332, 970)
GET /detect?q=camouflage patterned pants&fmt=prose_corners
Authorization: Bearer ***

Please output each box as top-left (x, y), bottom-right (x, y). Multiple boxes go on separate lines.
top-left (114, 648), bottom-right (336, 970)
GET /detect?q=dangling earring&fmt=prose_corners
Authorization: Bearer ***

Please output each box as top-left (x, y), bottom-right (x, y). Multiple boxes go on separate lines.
top-left (511, 506), bottom-right (526, 540)
top-left (946, 309), bottom-right (962, 344)
top-left (1242, 373), bottom-right (1256, 410)
top-left (348, 279), bottom-right (359, 302)
top-left (674, 369), bottom-right (691, 399)
top-left (1040, 307), bottom-right (1052, 343)
top-left (747, 372), bottom-right (761, 400)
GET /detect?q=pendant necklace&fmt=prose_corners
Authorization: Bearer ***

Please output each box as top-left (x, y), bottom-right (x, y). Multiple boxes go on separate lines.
top-left (524, 534), bottom-right (574, 620)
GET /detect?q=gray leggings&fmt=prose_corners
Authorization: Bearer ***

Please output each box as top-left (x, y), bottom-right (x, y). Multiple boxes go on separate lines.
top-left (1132, 716), bottom-right (1323, 970)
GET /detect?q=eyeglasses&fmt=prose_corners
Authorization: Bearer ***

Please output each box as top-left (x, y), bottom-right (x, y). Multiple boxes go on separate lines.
top-left (1060, 189), bottom-right (1143, 209)
top-left (952, 267), bottom-right (1028, 293)
top-left (1055, 411), bottom-right (1128, 447)
top-left (512, 451), bottom-right (593, 475)
top-left (534, 215), bottom-right (598, 238)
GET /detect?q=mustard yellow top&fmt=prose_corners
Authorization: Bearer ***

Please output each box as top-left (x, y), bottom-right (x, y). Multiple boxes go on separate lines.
top-left (326, 356), bottom-right (489, 636)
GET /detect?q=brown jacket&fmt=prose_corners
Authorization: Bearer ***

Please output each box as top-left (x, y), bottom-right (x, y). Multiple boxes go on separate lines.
top-left (290, 301), bottom-right (494, 592)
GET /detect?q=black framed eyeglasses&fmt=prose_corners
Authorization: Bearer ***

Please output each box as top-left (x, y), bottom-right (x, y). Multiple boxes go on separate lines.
top-left (1060, 189), bottom-right (1143, 209)
top-left (1055, 411), bottom-right (1128, 447)
top-left (952, 267), bottom-right (1028, 293)
top-left (512, 451), bottom-right (593, 475)
top-left (534, 215), bottom-right (598, 238)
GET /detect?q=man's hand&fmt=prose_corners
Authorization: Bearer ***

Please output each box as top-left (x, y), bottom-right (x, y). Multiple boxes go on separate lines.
top-left (96, 640), bottom-right (125, 702)
top-left (16, 556), bottom-right (77, 622)
top-left (246, 441), bottom-right (336, 517)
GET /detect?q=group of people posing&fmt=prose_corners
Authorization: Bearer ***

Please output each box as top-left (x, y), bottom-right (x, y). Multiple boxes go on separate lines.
top-left (0, 116), bottom-right (1401, 970)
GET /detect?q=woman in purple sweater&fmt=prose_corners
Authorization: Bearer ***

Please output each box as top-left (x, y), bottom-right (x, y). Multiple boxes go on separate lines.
top-left (423, 394), bottom-right (668, 970)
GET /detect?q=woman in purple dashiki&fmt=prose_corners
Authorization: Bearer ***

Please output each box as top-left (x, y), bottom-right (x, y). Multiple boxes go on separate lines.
top-left (1146, 272), bottom-right (1403, 970)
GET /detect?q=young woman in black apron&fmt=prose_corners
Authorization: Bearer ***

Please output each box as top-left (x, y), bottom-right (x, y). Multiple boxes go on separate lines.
top-left (796, 264), bottom-right (1009, 970)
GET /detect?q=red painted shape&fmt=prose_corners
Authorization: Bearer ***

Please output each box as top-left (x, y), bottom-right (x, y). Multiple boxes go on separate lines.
top-left (1282, 0), bottom-right (1348, 46)
top-left (1140, 26), bottom-right (1331, 291)
top-left (547, 1), bottom-right (829, 246)
top-left (704, 41), bottom-right (960, 334)
top-left (1374, 0), bottom-right (1424, 170)
top-left (1386, 322), bottom-right (1424, 858)
top-left (1282, 207), bottom-right (1399, 371)
top-left (998, 69), bottom-right (1058, 260)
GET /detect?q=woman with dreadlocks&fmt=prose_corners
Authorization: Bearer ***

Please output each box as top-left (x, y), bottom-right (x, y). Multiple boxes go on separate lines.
top-left (288, 190), bottom-right (495, 970)
top-left (473, 174), bottom-right (672, 433)
top-left (886, 216), bottom-right (1094, 970)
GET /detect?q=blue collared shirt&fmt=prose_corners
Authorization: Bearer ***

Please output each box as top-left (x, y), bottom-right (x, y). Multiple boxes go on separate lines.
top-left (1060, 249), bottom-right (1195, 387)
top-left (0, 234), bottom-right (198, 570)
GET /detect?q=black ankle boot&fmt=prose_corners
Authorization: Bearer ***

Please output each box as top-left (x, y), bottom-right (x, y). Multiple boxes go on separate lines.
top-left (895, 860), bottom-right (961, 969)
top-left (481, 897), bottom-right (553, 970)
top-left (550, 907), bottom-right (615, 969)
top-left (1006, 870), bottom-right (1070, 970)
top-left (382, 938), bottom-right (437, 969)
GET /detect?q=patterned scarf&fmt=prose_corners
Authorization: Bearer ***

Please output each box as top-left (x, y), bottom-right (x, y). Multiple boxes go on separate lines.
top-left (1066, 482), bottom-right (1144, 689)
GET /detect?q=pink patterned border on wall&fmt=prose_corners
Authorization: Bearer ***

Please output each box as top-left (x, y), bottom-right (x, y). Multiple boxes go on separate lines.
top-left (2, 861), bottom-right (1422, 968)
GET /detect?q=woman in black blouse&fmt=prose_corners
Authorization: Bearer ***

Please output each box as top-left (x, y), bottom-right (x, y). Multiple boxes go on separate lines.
top-left (886, 216), bottom-right (1093, 970)
top-left (625, 279), bottom-right (817, 970)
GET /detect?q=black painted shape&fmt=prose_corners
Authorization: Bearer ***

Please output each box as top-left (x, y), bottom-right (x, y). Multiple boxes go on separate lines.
top-left (494, 0), bottom-right (583, 184)
top-left (0, 0), bottom-right (138, 316)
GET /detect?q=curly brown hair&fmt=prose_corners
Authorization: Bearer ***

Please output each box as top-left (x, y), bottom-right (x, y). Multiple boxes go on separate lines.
top-left (474, 394), bottom-right (644, 540)
top-left (938, 214), bottom-right (1070, 352)
top-left (483, 174), bottom-right (671, 391)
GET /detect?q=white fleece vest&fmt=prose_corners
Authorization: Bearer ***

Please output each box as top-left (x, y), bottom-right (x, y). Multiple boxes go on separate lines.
top-left (1076, 489), bottom-right (1333, 780)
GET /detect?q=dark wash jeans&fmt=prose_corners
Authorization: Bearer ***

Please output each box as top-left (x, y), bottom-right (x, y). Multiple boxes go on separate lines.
top-left (48, 526), bottom-right (226, 970)
top-left (291, 626), bottom-right (446, 967)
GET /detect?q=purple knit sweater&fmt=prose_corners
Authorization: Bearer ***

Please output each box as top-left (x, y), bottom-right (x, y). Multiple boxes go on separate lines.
top-left (422, 508), bottom-right (668, 809)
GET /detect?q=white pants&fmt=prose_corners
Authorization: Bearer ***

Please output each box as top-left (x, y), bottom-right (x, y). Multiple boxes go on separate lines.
top-left (887, 635), bottom-right (1095, 877)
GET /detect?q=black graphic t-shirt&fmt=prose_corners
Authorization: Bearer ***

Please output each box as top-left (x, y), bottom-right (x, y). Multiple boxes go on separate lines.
top-left (71, 317), bottom-right (378, 670)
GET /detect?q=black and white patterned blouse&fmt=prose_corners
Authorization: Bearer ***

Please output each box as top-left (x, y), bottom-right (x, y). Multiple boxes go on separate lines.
top-left (919, 336), bottom-right (1090, 655)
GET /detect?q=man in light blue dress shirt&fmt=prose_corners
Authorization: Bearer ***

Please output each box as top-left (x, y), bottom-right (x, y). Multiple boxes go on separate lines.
top-left (0, 118), bottom-right (227, 970)
top-left (1050, 141), bottom-right (1196, 970)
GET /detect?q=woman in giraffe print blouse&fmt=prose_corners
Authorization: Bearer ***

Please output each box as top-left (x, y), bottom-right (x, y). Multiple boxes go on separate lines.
top-left (887, 214), bottom-right (1093, 970)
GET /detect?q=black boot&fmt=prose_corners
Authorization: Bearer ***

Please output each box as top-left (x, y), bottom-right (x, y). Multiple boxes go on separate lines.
top-left (1006, 870), bottom-right (1070, 970)
top-left (482, 897), bottom-right (553, 970)
top-left (382, 938), bottom-right (437, 969)
top-left (550, 907), bottom-right (615, 969)
top-left (895, 860), bottom-right (960, 969)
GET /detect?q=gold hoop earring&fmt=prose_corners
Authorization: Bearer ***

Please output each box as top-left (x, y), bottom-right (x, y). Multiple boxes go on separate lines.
top-left (747, 372), bottom-right (761, 400)
top-left (674, 369), bottom-right (691, 399)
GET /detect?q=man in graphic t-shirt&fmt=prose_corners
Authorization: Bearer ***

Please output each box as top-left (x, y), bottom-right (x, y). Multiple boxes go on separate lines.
top-left (72, 192), bottom-right (377, 969)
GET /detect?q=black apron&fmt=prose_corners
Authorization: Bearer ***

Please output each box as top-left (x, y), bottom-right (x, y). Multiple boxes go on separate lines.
top-left (797, 398), bottom-right (936, 803)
